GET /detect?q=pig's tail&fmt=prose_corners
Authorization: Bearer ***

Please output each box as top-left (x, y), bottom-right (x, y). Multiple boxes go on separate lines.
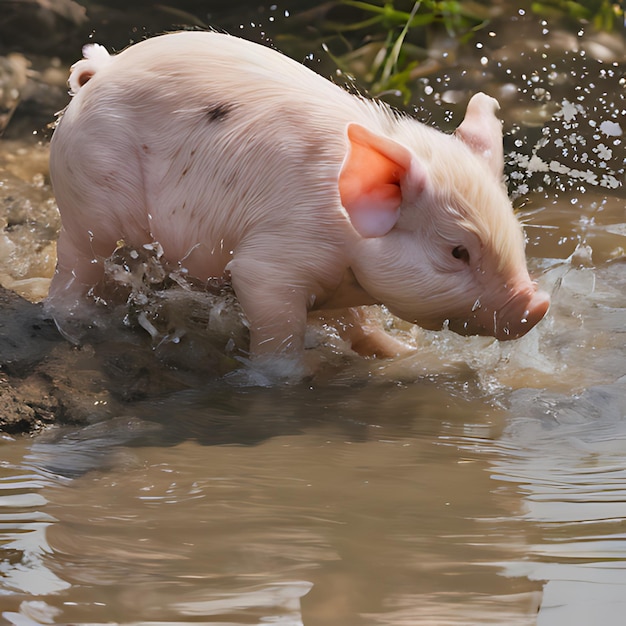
top-left (68, 44), bottom-right (111, 95)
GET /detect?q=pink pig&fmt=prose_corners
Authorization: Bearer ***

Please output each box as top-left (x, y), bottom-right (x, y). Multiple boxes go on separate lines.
top-left (48, 31), bottom-right (549, 363)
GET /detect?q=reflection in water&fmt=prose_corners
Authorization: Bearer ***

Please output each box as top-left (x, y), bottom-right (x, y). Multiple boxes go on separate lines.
top-left (0, 459), bottom-right (69, 601)
top-left (0, 282), bottom-right (625, 626)
top-left (173, 581), bottom-right (314, 623)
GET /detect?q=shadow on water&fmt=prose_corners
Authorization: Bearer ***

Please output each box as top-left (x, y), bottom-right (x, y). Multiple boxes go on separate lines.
top-left (27, 363), bottom-right (491, 474)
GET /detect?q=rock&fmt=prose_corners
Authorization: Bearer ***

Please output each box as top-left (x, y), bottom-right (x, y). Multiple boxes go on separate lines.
top-left (0, 286), bottom-right (60, 376)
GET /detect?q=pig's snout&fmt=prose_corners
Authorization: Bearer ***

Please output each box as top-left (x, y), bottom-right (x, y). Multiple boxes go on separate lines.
top-left (493, 287), bottom-right (550, 340)
top-left (448, 285), bottom-right (550, 341)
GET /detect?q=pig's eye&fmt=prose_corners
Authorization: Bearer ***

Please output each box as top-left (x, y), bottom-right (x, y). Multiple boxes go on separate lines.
top-left (452, 245), bottom-right (470, 264)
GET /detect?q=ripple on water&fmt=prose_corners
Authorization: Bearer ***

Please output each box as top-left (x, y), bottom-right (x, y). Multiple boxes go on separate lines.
top-left (485, 383), bottom-right (626, 624)
top-left (0, 460), bottom-right (69, 599)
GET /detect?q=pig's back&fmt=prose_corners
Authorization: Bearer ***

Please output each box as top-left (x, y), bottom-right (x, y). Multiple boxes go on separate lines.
top-left (72, 31), bottom-right (370, 135)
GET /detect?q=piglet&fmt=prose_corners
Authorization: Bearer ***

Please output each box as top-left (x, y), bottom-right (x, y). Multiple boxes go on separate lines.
top-left (48, 31), bottom-right (549, 367)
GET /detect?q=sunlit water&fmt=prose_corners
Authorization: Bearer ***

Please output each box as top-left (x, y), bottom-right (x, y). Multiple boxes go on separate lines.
top-left (0, 3), bottom-right (625, 625)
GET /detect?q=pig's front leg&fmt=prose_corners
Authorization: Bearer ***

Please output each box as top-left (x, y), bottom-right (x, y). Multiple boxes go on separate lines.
top-left (227, 254), bottom-right (310, 362)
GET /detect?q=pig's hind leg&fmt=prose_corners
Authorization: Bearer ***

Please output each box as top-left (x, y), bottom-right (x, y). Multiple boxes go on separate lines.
top-left (48, 123), bottom-right (153, 339)
top-left (50, 228), bottom-right (107, 295)
top-left (45, 227), bottom-right (111, 342)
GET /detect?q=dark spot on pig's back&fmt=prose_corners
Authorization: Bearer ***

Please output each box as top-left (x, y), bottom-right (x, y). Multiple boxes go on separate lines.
top-left (206, 103), bottom-right (233, 122)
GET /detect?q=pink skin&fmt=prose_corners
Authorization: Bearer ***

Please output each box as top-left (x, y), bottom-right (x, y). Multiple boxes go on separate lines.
top-left (47, 32), bottom-right (549, 365)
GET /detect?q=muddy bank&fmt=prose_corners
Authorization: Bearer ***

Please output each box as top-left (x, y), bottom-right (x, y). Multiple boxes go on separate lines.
top-left (0, 284), bottom-right (243, 434)
top-left (0, 287), bottom-right (151, 433)
top-left (0, 286), bottom-right (87, 433)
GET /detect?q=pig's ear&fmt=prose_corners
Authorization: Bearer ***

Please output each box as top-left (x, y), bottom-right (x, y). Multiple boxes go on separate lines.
top-left (339, 123), bottom-right (414, 238)
top-left (456, 93), bottom-right (504, 178)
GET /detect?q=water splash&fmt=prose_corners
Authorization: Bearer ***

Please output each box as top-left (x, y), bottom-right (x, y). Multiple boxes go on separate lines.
top-left (507, 97), bottom-right (623, 200)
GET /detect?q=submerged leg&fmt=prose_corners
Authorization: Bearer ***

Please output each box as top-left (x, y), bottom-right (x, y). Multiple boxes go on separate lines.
top-left (313, 306), bottom-right (416, 358)
top-left (45, 228), bottom-right (107, 343)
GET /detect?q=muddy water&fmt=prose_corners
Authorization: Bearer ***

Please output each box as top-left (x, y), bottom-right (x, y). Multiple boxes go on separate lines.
top-left (1, 3), bottom-right (625, 625)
